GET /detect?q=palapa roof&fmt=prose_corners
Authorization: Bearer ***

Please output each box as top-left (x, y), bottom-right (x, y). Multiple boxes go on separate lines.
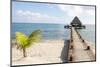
top-left (70, 16), bottom-right (82, 25)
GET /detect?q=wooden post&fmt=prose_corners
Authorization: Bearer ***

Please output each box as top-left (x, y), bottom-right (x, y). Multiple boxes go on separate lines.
top-left (69, 55), bottom-right (73, 61)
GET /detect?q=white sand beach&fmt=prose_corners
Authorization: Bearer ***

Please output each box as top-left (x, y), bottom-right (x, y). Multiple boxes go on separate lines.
top-left (12, 39), bottom-right (95, 66)
top-left (12, 40), bottom-right (68, 66)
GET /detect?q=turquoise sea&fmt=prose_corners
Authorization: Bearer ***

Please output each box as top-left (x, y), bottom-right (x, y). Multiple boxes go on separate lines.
top-left (11, 23), bottom-right (95, 44)
top-left (77, 25), bottom-right (95, 44)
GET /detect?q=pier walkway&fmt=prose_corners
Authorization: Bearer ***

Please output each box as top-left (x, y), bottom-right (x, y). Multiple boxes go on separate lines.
top-left (68, 27), bottom-right (95, 62)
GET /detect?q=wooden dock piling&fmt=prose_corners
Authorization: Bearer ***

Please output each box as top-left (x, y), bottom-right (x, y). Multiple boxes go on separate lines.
top-left (68, 27), bottom-right (95, 62)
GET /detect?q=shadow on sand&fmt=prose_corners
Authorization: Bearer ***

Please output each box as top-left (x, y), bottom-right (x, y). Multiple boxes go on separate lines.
top-left (60, 40), bottom-right (70, 63)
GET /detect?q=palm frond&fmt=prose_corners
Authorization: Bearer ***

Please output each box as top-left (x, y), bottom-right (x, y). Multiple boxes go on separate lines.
top-left (28, 29), bottom-right (42, 44)
top-left (16, 32), bottom-right (29, 48)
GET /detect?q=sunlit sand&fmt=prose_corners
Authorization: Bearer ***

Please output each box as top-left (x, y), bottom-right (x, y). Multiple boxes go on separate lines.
top-left (12, 40), bottom-right (67, 66)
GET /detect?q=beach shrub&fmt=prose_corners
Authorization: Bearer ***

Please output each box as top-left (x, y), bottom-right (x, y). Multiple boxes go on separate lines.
top-left (16, 29), bottom-right (42, 57)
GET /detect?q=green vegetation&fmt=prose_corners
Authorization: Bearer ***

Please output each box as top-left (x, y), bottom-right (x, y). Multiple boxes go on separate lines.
top-left (16, 29), bottom-right (42, 57)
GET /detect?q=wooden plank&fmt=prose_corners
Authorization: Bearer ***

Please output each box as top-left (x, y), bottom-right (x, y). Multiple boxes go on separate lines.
top-left (68, 27), bottom-right (95, 62)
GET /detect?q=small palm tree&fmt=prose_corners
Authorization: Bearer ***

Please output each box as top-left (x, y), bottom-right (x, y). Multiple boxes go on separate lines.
top-left (16, 29), bottom-right (42, 57)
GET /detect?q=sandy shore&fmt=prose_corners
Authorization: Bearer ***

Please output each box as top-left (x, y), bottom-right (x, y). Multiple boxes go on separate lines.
top-left (12, 39), bottom-right (95, 66)
top-left (12, 40), bottom-right (68, 66)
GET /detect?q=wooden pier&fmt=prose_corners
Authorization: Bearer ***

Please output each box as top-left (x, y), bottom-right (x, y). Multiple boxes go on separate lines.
top-left (68, 27), bottom-right (95, 62)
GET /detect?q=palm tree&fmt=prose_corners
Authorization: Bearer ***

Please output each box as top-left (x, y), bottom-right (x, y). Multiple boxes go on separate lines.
top-left (15, 29), bottom-right (42, 57)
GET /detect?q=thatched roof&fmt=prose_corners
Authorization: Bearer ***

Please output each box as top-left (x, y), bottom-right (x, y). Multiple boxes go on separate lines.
top-left (70, 16), bottom-right (82, 26)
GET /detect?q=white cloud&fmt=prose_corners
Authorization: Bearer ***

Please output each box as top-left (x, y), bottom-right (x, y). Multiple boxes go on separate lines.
top-left (17, 10), bottom-right (23, 14)
top-left (16, 10), bottom-right (66, 24)
top-left (58, 5), bottom-right (86, 17)
top-left (58, 5), bottom-right (95, 24)
top-left (15, 3), bottom-right (95, 24)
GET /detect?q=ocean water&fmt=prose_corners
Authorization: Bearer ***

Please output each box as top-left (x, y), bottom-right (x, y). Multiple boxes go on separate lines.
top-left (77, 25), bottom-right (95, 44)
top-left (11, 23), bottom-right (95, 44)
top-left (11, 23), bottom-right (70, 40)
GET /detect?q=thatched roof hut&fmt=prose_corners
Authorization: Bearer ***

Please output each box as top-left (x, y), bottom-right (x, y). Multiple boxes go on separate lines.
top-left (70, 16), bottom-right (82, 27)
top-left (64, 16), bottom-right (85, 29)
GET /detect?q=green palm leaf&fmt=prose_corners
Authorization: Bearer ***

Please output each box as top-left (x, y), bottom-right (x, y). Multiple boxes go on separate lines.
top-left (16, 32), bottom-right (29, 48)
top-left (15, 29), bottom-right (42, 57)
top-left (28, 29), bottom-right (42, 44)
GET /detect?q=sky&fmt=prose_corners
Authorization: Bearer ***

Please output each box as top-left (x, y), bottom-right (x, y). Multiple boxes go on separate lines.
top-left (12, 1), bottom-right (95, 24)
